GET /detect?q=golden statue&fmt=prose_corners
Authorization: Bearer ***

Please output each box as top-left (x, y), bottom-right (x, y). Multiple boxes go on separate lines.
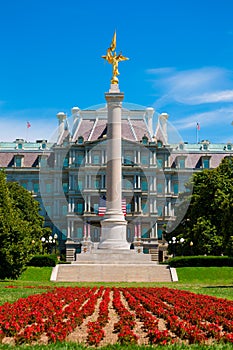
top-left (102, 31), bottom-right (129, 84)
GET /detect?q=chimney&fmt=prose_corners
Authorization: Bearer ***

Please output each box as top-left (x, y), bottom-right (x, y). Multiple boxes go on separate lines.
top-left (145, 107), bottom-right (154, 136)
top-left (159, 113), bottom-right (169, 144)
top-left (56, 112), bottom-right (66, 141)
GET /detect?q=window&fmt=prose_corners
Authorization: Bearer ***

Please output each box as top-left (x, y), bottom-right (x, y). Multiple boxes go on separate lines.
top-left (124, 178), bottom-right (133, 190)
top-left (92, 153), bottom-right (100, 164)
top-left (39, 156), bottom-right (47, 167)
top-left (157, 183), bottom-right (163, 193)
top-left (46, 183), bottom-right (51, 193)
top-left (141, 227), bottom-right (149, 238)
top-left (62, 205), bottom-right (67, 215)
top-left (76, 202), bottom-right (84, 214)
top-left (141, 179), bottom-right (148, 191)
top-left (63, 157), bottom-right (69, 167)
top-left (77, 136), bottom-right (84, 144)
top-left (173, 183), bottom-right (179, 194)
top-left (33, 183), bottom-right (39, 193)
top-left (179, 143), bottom-right (184, 150)
top-left (157, 157), bottom-right (163, 168)
top-left (227, 144), bottom-right (232, 151)
top-left (202, 158), bottom-right (210, 169)
top-left (15, 157), bottom-right (22, 167)
top-left (203, 143), bottom-right (208, 150)
top-left (46, 206), bottom-right (51, 216)
top-left (41, 143), bottom-right (46, 149)
top-left (157, 205), bottom-right (163, 216)
top-left (18, 143), bottom-right (23, 149)
top-left (157, 228), bottom-right (163, 240)
top-left (77, 179), bottom-right (83, 190)
top-left (124, 152), bottom-right (133, 165)
top-left (93, 203), bottom-right (99, 214)
top-left (157, 140), bottom-right (163, 148)
top-left (179, 158), bottom-right (185, 168)
top-left (76, 153), bottom-right (84, 165)
top-left (76, 227), bottom-right (83, 239)
top-left (94, 178), bottom-right (101, 189)
top-left (63, 183), bottom-right (68, 193)
top-left (142, 135), bottom-right (148, 144)
top-left (62, 229), bottom-right (67, 238)
top-left (142, 202), bottom-right (148, 213)
top-left (126, 203), bottom-right (131, 213)
top-left (141, 154), bottom-right (149, 165)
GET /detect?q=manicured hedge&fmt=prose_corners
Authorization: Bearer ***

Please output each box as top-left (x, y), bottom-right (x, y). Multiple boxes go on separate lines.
top-left (168, 255), bottom-right (233, 267)
top-left (27, 254), bottom-right (57, 267)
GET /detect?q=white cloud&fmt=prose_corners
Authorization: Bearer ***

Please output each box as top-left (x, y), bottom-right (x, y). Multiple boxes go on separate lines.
top-left (172, 107), bottom-right (233, 131)
top-left (0, 108), bottom-right (59, 142)
top-left (148, 66), bottom-right (233, 107)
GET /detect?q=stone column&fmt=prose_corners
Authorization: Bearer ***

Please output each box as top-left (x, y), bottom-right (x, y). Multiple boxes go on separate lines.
top-left (98, 85), bottom-right (129, 249)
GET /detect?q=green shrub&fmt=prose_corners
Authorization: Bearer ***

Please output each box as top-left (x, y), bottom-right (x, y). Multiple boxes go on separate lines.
top-left (27, 254), bottom-right (57, 267)
top-left (168, 255), bottom-right (233, 267)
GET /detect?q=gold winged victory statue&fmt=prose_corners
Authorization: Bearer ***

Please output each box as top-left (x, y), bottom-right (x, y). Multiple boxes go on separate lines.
top-left (102, 31), bottom-right (129, 85)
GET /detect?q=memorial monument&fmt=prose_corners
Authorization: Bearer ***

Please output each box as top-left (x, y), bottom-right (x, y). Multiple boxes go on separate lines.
top-left (98, 31), bottom-right (130, 250)
top-left (51, 33), bottom-right (175, 282)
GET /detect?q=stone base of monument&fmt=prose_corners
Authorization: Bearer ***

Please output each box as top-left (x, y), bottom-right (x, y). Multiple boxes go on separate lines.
top-left (50, 250), bottom-right (177, 282)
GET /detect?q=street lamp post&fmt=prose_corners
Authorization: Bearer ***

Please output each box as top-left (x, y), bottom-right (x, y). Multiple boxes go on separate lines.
top-left (169, 237), bottom-right (185, 257)
top-left (180, 237), bottom-right (185, 256)
top-left (190, 241), bottom-right (194, 255)
top-left (41, 237), bottom-right (46, 254)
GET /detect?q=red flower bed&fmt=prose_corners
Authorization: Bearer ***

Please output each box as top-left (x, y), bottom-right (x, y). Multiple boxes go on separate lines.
top-left (0, 286), bottom-right (232, 346)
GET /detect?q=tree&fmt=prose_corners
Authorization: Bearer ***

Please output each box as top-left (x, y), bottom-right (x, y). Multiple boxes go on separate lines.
top-left (0, 171), bottom-right (43, 279)
top-left (167, 157), bottom-right (233, 256)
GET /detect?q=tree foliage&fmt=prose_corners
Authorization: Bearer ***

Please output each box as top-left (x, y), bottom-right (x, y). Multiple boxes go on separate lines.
top-left (167, 157), bottom-right (233, 256)
top-left (0, 171), bottom-right (44, 279)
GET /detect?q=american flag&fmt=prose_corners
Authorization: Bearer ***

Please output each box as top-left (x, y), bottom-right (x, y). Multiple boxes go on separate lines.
top-left (27, 121), bottom-right (31, 128)
top-left (98, 196), bottom-right (106, 216)
top-left (98, 196), bottom-right (127, 216)
top-left (196, 122), bottom-right (200, 130)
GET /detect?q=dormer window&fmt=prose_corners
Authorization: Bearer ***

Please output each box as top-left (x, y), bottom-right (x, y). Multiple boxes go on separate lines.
top-left (77, 136), bottom-right (84, 144)
top-left (227, 143), bottom-right (232, 151)
top-left (157, 140), bottom-right (163, 148)
top-left (202, 156), bottom-right (210, 169)
top-left (141, 135), bottom-right (148, 145)
top-left (177, 156), bottom-right (186, 169)
top-left (14, 155), bottom-right (23, 167)
top-left (203, 143), bottom-right (208, 150)
top-left (18, 143), bottom-right (23, 150)
top-left (41, 143), bottom-right (46, 149)
top-left (179, 143), bottom-right (184, 150)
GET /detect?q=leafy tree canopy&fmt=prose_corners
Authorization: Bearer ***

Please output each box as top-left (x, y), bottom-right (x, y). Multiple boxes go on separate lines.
top-left (166, 156), bottom-right (233, 256)
top-left (0, 171), bottom-right (45, 279)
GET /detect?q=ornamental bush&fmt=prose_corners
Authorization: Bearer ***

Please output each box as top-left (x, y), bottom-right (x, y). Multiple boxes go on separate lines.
top-left (27, 254), bottom-right (57, 267)
top-left (168, 255), bottom-right (233, 267)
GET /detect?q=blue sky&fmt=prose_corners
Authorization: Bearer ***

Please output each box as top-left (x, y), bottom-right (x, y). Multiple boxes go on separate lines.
top-left (1, 0), bottom-right (233, 144)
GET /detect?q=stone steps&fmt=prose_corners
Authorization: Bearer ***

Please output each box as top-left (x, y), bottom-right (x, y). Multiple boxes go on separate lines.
top-left (51, 264), bottom-right (174, 282)
top-left (74, 251), bottom-right (154, 264)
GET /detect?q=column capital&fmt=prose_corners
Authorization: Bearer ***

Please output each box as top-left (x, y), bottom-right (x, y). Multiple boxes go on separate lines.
top-left (105, 92), bottom-right (124, 103)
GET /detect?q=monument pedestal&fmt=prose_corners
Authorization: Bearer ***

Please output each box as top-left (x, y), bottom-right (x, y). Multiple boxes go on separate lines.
top-left (98, 214), bottom-right (130, 250)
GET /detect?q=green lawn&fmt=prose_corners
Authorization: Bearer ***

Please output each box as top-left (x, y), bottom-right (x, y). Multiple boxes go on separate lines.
top-left (0, 342), bottom-right (233, 350)
top-left (0, 266), bottom-right (232, 305)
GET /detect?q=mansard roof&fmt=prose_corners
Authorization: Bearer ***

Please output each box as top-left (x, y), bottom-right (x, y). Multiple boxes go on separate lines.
top-left (69, 104), bottom-right (154, 144)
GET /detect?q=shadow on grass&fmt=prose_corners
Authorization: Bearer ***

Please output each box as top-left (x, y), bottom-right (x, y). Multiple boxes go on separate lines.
top-left (204, 285), bottom-right (233, 289)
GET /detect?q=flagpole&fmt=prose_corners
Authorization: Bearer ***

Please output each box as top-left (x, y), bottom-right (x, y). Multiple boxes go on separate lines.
top-left (196, 122), bottom-right (200, 143)
top-left (26, 121), bottom-right (31, 142)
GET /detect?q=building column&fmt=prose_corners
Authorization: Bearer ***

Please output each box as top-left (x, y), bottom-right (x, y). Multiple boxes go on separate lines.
top-left (99, 86), bottom-right (129, 249)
